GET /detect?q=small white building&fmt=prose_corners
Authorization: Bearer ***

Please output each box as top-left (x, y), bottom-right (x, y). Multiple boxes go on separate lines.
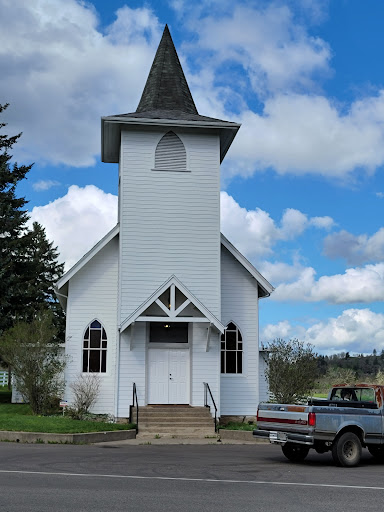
top-left (56, 26), bottom-right (273, 422)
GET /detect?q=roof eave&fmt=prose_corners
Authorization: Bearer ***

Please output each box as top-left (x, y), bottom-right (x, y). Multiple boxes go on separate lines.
top-left (56, 224), bottom-right (120, 290)
top-left (101, 116), bottom-right (240, 163)
top-left (220, 234), bottom-right (274, 297)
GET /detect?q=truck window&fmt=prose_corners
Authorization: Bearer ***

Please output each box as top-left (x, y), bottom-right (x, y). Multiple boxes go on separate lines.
top-left (355, 388), bottom-right (375, 402)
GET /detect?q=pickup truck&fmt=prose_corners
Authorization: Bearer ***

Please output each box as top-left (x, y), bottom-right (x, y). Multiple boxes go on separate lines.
top-left (253, 384), bottom-right (384, 467)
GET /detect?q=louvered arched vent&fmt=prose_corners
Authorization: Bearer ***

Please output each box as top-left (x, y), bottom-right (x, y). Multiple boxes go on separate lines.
top-left (155, 131), bottom-right (187, 171)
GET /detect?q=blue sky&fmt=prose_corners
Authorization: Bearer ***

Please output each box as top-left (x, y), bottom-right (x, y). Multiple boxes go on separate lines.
top-left (1, 0), bottom-right (383, 354)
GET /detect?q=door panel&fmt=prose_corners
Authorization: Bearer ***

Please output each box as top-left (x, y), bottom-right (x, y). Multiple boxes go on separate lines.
top-left (148, 350), bottom-right (168, 404)
top-left (169, 349), bottom-right (188, 404)
top-left (148, 349), bottom-right (189, 404)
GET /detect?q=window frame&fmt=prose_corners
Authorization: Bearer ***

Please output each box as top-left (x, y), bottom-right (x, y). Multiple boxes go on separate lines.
top-left (220, 322), bottom-right (243, 375)
top-left (152, 131), bottom-right (189, 172)
top-left (82, 319), bottom-right (107, 373)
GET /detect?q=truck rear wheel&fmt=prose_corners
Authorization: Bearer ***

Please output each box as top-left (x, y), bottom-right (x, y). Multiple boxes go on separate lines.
top-left (368, 445), bottom-right (384, 461)
top-left (332, 432), bottom-right (362, 467)
top-left (281, 443), bottom-right (309, 462)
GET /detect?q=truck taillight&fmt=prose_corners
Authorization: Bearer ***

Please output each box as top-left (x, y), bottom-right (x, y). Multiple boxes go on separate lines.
top-left (256, 408), bottom-right (260, 422)
top-left (308, 412), bottom-right (316, 427)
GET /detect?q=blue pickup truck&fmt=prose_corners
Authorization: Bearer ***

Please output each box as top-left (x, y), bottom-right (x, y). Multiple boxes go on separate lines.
top-left (253, 384), bottom-right (384, 467)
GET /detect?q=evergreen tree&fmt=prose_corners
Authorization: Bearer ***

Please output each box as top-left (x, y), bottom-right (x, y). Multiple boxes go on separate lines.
top-left (0, 103), bottom-right (32, 334)
top-left (21, 222), bottom-right (65, 337)
top-left (0, 103), bottom-right (65, 339)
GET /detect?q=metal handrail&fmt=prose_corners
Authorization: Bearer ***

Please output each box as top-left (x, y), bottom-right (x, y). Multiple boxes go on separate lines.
top-left (203, 382), bottom-right (217, 432)
top-left (130, 383), bottom-right (139, 433)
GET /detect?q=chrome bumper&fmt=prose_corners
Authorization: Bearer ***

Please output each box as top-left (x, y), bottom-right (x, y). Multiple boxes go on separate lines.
top-left (253, 429), bottom-right (314, 446)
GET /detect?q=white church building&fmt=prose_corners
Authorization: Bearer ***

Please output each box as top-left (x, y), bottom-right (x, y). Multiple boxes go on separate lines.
top-left (55, 26), bottom-right (273, 424)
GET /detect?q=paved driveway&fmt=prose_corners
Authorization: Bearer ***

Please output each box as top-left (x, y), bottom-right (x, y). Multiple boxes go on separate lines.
top-left (1, 442), bottom-right (383, 512)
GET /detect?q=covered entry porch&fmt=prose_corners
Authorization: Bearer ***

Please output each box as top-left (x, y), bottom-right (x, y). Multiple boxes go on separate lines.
top-left (116, 276), bottom-right (224, 417)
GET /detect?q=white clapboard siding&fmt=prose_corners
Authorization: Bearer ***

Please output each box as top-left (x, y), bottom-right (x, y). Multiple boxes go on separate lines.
top-left (155, 131), bottom-right (187, 171)
top-left (117, 324), bottom-right (146, 417)
top-left (119, 129), bottom-right (221, 323)
top-left (190, 323), bottom-right (220, 416)
top-left (220, 245), bottom-right (260, 415)
top-left (64, 237), bottom-right (119, 415)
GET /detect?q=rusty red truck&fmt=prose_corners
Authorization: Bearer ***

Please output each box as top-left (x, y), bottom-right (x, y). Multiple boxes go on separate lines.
top-left (253, 384), bottom-right (384, 467)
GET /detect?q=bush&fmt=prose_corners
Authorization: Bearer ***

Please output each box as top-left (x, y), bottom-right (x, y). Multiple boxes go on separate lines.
top-left (265, 338), bottom-right (318, 404)
top-left (69, 374), bottom-right (101, 419)
top-left (0, 311), bottom-right (66, 415)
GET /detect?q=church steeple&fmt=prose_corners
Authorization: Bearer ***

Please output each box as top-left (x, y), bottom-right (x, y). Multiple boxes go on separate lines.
top-left (101, 25), bottom-right (241, 164)
top-left (136, 25), bottom-right (198, 115)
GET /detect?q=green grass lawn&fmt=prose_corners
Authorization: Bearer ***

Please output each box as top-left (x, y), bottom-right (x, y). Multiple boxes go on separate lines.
top-left (0, 401), bottom-right (135, 433)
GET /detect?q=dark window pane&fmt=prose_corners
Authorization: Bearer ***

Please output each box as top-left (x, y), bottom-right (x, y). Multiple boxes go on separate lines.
top-left (91, 320), bottom-right (101, 328)
top-left (221, 342), bottom-right (225, 350)
top-left (83, 351), bottom-right (88, 372)
top-left (89, 350), bottom-right (101, 372)
top-left (238, 343), bottom-right (242, 350)
top-left (221, 333), bottom-right (225, 341)
top-left (150, 322), bottom-right (188, 343)
top-left (227, 322), bottom-right (236, 330)
top-left (83, 340), bottom-right (88, 348)
top-left (238, 331), bottom-right (242, 341)
top-left (237, 353), bottom-right (242, 373)
top-left (226, 331), bottom-right (236, 350)
top-left (221, 351), bottom-right (225, 373)
top-left (226, 351), bottom-right (236, 373)
top-left (90, 329), bottom-right (101, 348)
top-left (102, 328), bottom-right (107, 340)
top-left (84, 327), bottom-right (89, 340)
top-left (102, 340), bottom-right (107, 349)
top-left (101, 351), bottom-right (107, 372)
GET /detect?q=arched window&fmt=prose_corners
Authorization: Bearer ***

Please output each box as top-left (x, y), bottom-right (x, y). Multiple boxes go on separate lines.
top-left (155, 131), bottom-right (186, 171)
top-left (83, 320), bottom-right (107, 373)
top-left (221, 322), bottom-right (243, 374)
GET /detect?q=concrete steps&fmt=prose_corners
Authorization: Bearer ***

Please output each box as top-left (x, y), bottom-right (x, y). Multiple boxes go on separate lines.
top-left (132, 405), bottom-right (216, 438)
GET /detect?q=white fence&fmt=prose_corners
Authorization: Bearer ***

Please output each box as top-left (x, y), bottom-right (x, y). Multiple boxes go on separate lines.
top-left (0, 371), bottom-right (9, 386)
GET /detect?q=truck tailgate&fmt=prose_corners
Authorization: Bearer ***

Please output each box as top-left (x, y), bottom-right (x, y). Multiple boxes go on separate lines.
top-left (257, 403), bottom-right (312, 433)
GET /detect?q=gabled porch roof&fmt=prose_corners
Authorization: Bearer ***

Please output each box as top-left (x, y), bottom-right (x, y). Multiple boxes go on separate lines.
top-left (120, 275), bottom-right (225, 334)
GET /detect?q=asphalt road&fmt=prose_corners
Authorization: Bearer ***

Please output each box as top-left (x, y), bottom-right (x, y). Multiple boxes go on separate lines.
top-left (1, 442), bottom-right (383, 512)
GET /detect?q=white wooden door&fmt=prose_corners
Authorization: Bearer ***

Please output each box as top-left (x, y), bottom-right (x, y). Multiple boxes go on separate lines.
top-left (148, 349), bottom-right (189, 404)
top-left (169, 349), bottom-right (188, 404)
top-left (148, 349), bottom-right (168, 404)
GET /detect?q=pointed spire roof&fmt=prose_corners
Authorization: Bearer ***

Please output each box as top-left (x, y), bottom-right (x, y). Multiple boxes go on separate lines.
top-left (136, 25), bottom-right (198, 115)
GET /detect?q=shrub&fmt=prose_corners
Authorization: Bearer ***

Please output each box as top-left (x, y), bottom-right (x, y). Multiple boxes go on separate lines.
top-left (69, 374), bottom-right (101, 419)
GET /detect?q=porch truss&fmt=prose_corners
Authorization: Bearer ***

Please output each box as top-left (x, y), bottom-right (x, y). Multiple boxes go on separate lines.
top-left (120, 275), bottom-right (225, 335)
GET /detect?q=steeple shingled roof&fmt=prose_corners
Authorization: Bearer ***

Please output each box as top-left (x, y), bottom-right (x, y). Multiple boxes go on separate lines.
top-left (136, 25), bottom-right (198, 115)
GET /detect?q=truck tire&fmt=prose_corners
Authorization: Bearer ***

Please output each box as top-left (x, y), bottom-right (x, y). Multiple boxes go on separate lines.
top-left (368, 445), bottom-right (384, 461)
top-left (332, 432), bottom-right (362, 467)
top-left (281, 443), bottom-right (309, 462)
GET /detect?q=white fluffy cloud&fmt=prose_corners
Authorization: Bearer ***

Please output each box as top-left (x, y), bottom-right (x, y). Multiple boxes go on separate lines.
top-left (32, 180), bottom-right (61, 191)
top-left (226, 92), bottom-right (384, 178)
top-left (196, 4), bottom-right (331, 95)
top-left (0, 0), bottom-right (161, 166)
top-left (272, 263), bottom-right (384, 304)
top-left (220, 191), bottom-right (333, 259)
top-left (29, 185), bottom-right (118, 270)
top-left (261, 308), bottom-right (384, 354)
top-left (324, 227), bottom-right (384, 265)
